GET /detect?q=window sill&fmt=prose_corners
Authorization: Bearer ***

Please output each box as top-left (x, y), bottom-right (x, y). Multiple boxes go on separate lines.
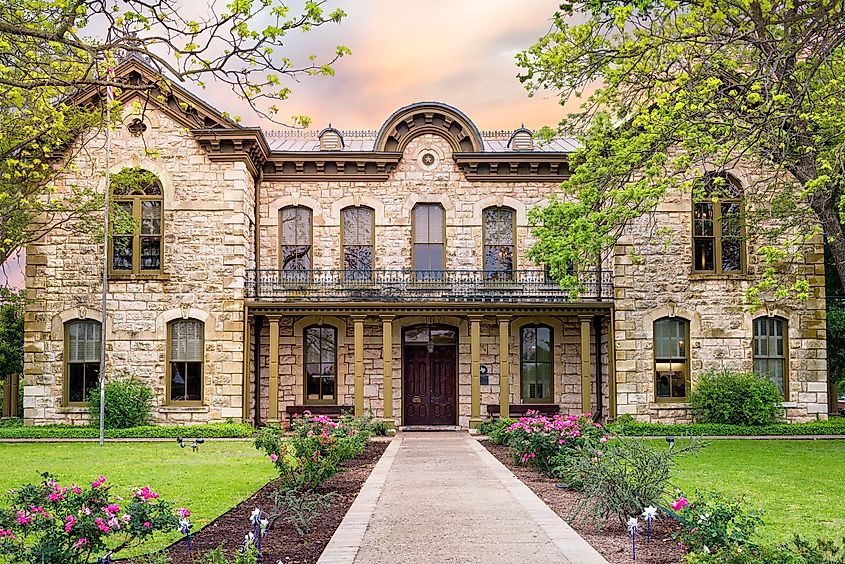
top-left (159, 405), bottom-right (208, 413)
top-left (652, 402), bottom-right (690, 409)
top-left (109, 273), bottom-right (170, 281)
top-left (57, 406), bottom-right (89, 414)
top-left (688, 272), bottom-right (752, 281)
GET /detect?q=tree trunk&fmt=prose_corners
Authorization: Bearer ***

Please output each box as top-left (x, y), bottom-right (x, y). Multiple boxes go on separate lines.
top-left (808, 190), bottom-right (845, 291)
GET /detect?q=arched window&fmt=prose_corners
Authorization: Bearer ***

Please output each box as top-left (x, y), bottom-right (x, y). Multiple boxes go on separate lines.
top-left (520, 325), bottom-right (553, 403)
top-left (168, 319), bottom-right (204, 404)
top-left (342, 206), bottom-right (374, 280)
top-left (412, 203), bottom-right (445, 280)
top-left (753, 316), bottom-right (787, 396)
top-left (64, 320), bottom-right (101, 405)
top-left (692, 173), bottom-right (744, 273)
top-left (483, 207), bottom-right (515, 281)
top-left (280, 206), bottom-right (313, 276)
top-left (110, 168), bottom-right (163, 274)
top-left (654, 317), bottom-right (689, 400)
top-left (304, 325), bottom-right (337, 404)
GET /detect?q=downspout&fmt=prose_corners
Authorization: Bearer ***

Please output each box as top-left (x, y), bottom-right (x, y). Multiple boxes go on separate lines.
top-left (252, 164), bottom-right (263, 426)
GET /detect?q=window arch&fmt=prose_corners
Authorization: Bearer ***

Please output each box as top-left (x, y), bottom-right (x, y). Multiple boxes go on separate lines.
top-left (753, 316), bottom-right (788, 396)
top-left (692, 172), bottom-right (745, 273)
top-left (304, 325), bottom-right (337, 404)
top-left (64, 320), bottom-right (101, 405)
top-left (654, 317), bottom-right (690, 400)
top-left (520, 324), bottom-right (553, 403)
top-left (167, 319), bottom-right (204, 404)
top-left (109, 167), bottom-right (163, 275)
top-left (412, 203), bottom-right (445, 279)
top-left (341, 206), bottom-right (375, 280)
top-left (483, 206), bottom-right (515, 281)
top-left (280, 206), bottom-right (313, 276)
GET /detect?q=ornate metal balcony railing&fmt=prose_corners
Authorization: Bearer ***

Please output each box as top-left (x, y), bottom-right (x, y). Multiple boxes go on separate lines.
top-left (245, 269), bottom-right (613, 303)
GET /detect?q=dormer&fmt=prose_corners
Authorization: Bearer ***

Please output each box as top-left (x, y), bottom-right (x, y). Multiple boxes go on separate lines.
top-left (318, 126), bottom-right (344, 150)
top-left (507, 126), bottom-right (534, 151)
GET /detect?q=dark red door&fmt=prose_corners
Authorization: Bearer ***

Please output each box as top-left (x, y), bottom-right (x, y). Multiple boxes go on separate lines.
top-left (403, 344), bottom-right (456, 425)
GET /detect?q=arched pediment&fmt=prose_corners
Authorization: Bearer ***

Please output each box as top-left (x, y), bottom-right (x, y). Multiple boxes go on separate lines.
top-left (374, 102), bottom-right (483, 153)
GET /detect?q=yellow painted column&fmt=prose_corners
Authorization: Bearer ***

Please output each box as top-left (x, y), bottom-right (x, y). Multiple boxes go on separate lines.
top-left (498, 316), bottom-right (511, 419)
top-left (580, 315), bottom-right (592, 414)
top-left (242, 308), bottom-right (251, 424)
top-left (381, 315), bottom-right (394, 428)
top-left (352, 315), bottom-right (366, 416)
top-left (268, 316), bottom-right (280, 422)
top-left (608, 312), bottom-right (618, 420)
top-left (469, 315), bottom-right (483, 428)
top-left (2, 373), bottom-right (10, 417)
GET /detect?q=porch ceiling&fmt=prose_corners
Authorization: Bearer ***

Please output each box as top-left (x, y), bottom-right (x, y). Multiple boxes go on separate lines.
top-left (245, 300), bottom-right (613, 317)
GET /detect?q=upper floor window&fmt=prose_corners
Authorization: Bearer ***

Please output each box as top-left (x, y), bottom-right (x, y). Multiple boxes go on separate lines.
top-left (280, 206), bottom-right (312, 274)
top-left (413, 204), bottom-right (445, 277)
top-left (520, 325), bottom-right (553, 402)
top-left (110, 168), bottom-right (163, 274)
top-left (168, 319), bottom-right (204, 404)
top-left (342, 206), bottom-right (374, 280)
top-left (654, 317), bottom-right (689, 400)
top-left (304, 325), bottom-right (337, 404)
top-left (753, 316), bottom-right (787, 397)
top-left (483, 207), bottom-right (515, 281)
top-left (693, 173), bottom-right (744, 273)
top-left (64, 320), bottom-right (101, 404)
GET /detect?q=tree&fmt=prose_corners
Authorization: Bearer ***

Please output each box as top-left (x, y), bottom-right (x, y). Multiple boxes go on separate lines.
top-left (517, 0), bottom-right (845, 304)
top-left (0, 0), bottom-right (349, 267)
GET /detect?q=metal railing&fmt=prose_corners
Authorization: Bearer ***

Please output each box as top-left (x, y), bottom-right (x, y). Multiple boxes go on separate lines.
top-left (245, 269), bottom-right (613, 303)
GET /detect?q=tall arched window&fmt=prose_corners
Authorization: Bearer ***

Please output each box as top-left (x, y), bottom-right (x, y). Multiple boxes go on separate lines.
top-left (413, 203), bottom-right (445, 279)
top-left (342, 206), bottom-right (374, 280)
top-left (520, 325), bottom-right (553, 403)
top-left (64, 320), bottom-right (101, 405)
top-left (280, 206), bottom-right (313, 277)
top-left (304, 325), bottom-right (337, 404)
top-left (110, 167), bottom-right (163, 275)
top-left (693, 173), bottom-right (744, 273)
top-left (483, 207), bottom-right (515, 281)
top-left (654, 317), bottom-right (689, 400)
top-left (168, 319), bottom-right (204, 404)
top-left (753, 316), bottom-right (787, 396)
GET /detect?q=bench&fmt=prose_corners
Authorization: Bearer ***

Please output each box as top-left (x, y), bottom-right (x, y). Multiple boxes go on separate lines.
top-left (284, 405), bottom-right (354, 428)
top-left (486, 404), bottom-right (561, 418)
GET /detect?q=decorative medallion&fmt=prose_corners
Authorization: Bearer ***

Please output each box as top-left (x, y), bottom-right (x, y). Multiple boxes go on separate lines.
top-left (127, 118), bottom-right (147, 136)
top-left (417, 149), bottom-right (439, 170)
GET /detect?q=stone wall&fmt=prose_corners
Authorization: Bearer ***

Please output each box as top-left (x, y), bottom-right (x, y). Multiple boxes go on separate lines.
top-left (23, 103), bottom-right (252, 424)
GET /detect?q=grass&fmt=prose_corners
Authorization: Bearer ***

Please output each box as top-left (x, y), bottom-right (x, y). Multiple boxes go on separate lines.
top-left (0, 441), bottom-right (276, 556)
top-left (671, 439), bottom-right (845, 543)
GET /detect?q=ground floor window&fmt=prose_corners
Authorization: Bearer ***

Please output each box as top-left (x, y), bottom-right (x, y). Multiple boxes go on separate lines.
top-left (169, 319), bottom-right (204, 403)
top-left (520, 325), bottom-right (553, 402)
top-left (65, 320), bottom-right (101, 404)
top-left (654, 317), bottom-right (689, 400)
top-left (304, 325), bottom-right (337, 403)
top-left (753, 316), bottom-right (787, 396)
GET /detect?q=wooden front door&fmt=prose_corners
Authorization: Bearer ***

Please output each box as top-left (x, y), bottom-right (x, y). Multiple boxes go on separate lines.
top-left (403, 344), bottom-right (457, 425)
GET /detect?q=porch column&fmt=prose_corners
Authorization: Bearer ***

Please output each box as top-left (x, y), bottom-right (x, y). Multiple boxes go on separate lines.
top-left (2, 374), bottom-right (11, 418)
top-left (608, 312), bottom-right (618, 420)
top-left (469, 315), bottom-right (483, 429)
top-left (242, 307), bottom-right (251, 424)
top-left (268, 316), bottom-right (280, 422)
top-left (580, 315), bottom-right (592, 413)
top-left (381, 315), bottom-right (394, 428)
top-left (352, 315), bottom-right (366, 416)
top-left (498, 316), bottom-right (511, 419)
top-left (10, 374), bottom-right (18, 418)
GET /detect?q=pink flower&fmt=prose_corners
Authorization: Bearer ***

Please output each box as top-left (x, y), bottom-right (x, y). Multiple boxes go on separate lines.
top-left (599, 436), bottom-right (609, 444)
top-left (143, 521), bottom-right (151, 528)
top-left (670, 497), bottom-right (689, 511)
top-left (81, 506), bottom-right (91, 516)
top-left (106, 503), bottom-right (120, 514)
top-left (72, 486), bottom-right (82, 494)
top-left (75, 538), bottom-right (88, 549)
top-left (269, 453), bottom-right (278, 462)
top-left (64, 515), bottom-right (77, 533)
top-left (95, 517), bottom-right (110, 534)
top-left (176, 507), bottom-right (191, 518)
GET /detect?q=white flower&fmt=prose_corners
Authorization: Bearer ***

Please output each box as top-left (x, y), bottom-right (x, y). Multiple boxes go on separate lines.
top-left (641, 506), bottom-right (658, 521)
top-left (250, 508), bottom-right (261, 524)
top-left (178, 518), bottom-right (191, 534)
top-left (703, 545), bottom-right (711, 554)
top-left (243, 532), bottom-right (255, 548)
top-left (626, 516), bottom-right (639, 533)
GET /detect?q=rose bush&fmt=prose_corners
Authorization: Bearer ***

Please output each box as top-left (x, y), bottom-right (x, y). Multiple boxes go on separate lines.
top-left (0, 473), bottom-right (179, 564)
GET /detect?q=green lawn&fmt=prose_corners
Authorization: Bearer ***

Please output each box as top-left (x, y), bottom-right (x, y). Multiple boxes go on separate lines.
top-left (0, 441), bottom-right (276, 556)
top-left (671, 440), bottom-right (845, 543)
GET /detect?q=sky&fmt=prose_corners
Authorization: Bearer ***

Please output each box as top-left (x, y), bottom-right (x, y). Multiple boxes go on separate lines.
top-left (1, 1), bottom-right (577, 289)
top-left (198, 0), bottom-right (574, 132)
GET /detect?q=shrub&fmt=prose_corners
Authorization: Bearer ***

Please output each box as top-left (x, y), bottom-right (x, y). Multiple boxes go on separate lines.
top-left (567, 435), bottom-right (701, 524)
top-left (686, 536), bottom-right (845, 564)
top-left (269, 489), bottom-right (338, 539)
top-left (667, 490), bottom-right (763, 556)
top-left (0, 422), bottom-right (254, 440)
top-left (615, 418), bottom-right (845, 437)
top-left (88, 374), bottom-right (154, 429)
top-left (0, 473), bottom-right (178, 564)
top-left (477, 417), bottom-right (515, 445)
top-left (506, 412), bottom-right (607, 475)
top-left (689, 369), bottom-right (783, 426)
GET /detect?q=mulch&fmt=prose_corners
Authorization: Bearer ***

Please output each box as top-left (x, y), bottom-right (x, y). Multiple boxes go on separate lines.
top-left (165, 441), bottom-right (388, 564)
top-left (483, 441), bottom-right (684, 564)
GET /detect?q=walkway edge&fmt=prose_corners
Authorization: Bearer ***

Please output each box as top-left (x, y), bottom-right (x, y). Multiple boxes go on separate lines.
top-left (317, 434), bottom-right (403, 564)
top-left (467, 437), bottom-right (610, 564)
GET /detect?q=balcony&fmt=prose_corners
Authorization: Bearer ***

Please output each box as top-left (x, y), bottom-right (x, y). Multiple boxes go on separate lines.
top-left (245, 269), bottom-right (613, 303)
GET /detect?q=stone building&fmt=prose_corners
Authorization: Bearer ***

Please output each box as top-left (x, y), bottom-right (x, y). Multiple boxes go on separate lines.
top-left (22, 57), bottom-right (829, 427)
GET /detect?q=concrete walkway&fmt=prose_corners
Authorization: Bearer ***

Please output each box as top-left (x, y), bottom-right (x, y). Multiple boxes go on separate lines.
top-left (319, 432), bottom-right (608, 564)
